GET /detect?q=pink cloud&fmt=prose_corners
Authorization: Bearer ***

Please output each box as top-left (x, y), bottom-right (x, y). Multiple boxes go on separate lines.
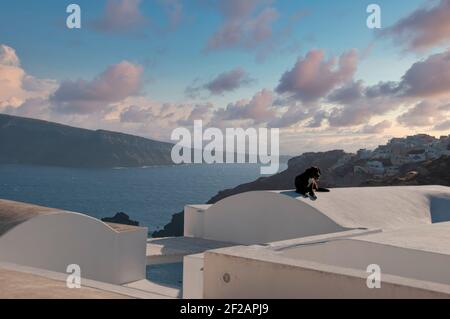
top-left (397, 101), bottom-right (450, 127)
top-left (268, 104), bottom-right (310, 128)
top-left (326, 94), bottom-right (400, 128)
top-left (214, 89), bottom-right (276, 124)
top-left (434, 120), bottom-right (450, 131)
top-left (276, 49), bottom-right (358, 103)
top-left (0, 45), bottom-right (56, 105)
top-left (186, 68), bottom-right (254, 98)
top-left (205, 68), bottom-right (253, 95)
top-left (120, 105), bottom-right (154, 123)
top-left (0, 45), bottom-right (25, 102)
top-left (0, 44), bottom-right (20, 67)
top-left (120, 101), bottom-right (213, 129)
top-left (399, 49), bottom-right (450, 98)
top-left (1, 98), bottom-right (50, 119)
top-left (327, 80), bottom-right (365, 104)
top-left (51, 61), bottom-right (143, 114)
top-left (206, 0), bottom-right (279, 51)
top-left (382, 0), bottom-right (450, 52)
top-left (360, 120), bottom-right (392, 134)
top-left (317, 49), bottom-right (450, 129)
top-left (92, 0), bottom-right (148, 33)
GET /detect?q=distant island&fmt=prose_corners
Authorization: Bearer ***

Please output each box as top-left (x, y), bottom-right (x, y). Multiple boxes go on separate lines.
top-left (0, 114), bottom-right (292, 169)
top-left (153, 134), bottom-right (450, 238)
top-left (0, 113), bottom-right (174, 168)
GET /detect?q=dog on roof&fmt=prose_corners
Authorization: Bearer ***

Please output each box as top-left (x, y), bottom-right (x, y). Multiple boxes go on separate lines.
top-left (295, 167), bottom-right (330, 200)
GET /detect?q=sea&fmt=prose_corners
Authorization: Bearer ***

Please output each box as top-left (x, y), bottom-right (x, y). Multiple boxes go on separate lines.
top-left (0, 163), bottom-right (287, 234)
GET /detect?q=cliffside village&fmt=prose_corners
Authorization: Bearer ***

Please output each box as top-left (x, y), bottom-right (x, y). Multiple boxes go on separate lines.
top-left (353, 135), bottom-right (450, 177)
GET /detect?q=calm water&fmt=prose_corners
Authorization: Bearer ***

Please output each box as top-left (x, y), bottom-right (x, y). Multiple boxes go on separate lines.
top-left (0, 163), bottom-right (286, 233)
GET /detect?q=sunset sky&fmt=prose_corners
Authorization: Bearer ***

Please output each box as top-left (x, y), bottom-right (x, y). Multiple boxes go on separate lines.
top-left (0, 0), bottom-right (449, 154)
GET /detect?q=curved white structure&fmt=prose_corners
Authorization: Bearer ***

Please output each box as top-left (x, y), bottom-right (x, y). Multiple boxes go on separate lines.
top-left (185, 186), bottom-right (450, 244)
top-left (0, 200), bottom-right (147, 285)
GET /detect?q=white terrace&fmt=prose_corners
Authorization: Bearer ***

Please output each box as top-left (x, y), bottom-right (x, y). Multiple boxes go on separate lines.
top-left (1, 185), bottom-right (450, 298)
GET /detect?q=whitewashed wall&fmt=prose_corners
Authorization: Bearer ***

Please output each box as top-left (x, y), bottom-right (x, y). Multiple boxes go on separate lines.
top-left (0, 212), bottom-right (147, 285)
top-left (186, 191), bottom-right (346, 244)
top-left (203, 250), bottom-right (450, 299)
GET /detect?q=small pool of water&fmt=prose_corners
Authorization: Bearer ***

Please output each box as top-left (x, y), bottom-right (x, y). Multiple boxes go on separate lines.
top-left (146, 263), bottom-right (183, 288)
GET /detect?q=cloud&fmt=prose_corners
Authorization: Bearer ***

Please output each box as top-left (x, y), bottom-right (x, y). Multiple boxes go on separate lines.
top-left (50, 61), bottom-right (143, 114)
top-left (434, 120), bottom-right (450, 131)
top-left (213, 88), bottom-right (275, 124)
top-left (360, 120), bottom-right (392, 134)
top-left (0, 56), bottom-right (25, 102)
top-left (321, 49), bottom-right (450, 128)
top-left (382, 0), bottom-right (450, 52)
top-left (120, 104), bottom-right (154, 123)
top-left (397, 101), bottom-right (450, 127)
top-left (327, 80), bottom-right (364, 104)
top-left (1, 98), bottom-right (51, 119)
top-left (186, 68), bottom-right (254, 98)
top-left (177, 103), bottom-right (214, 125)
top-left (205, 0), bottom-right (279, 52)
top-left (306, 110), bottom-right (327, 128)
top-left (326, 84), bottom-right (401, 128)
top-left (0, 44), bottom-right (56, 106)
top-left (203, 48), bottom-right (450, 131)
top-left (92, 0), bottom-right (148, 33)
top-left (326, 92), bottom-right (402, 128)
top-left (268, 104), bottom-right (310, 128)
top-left (91, 0), bottom-right (186, 34)
top-left (0, 44), bottom-right (20, 66)
top-left (276, 49), bottom-right (359, 103)
top-left (280, 131), bottom-right (391, 154)
top-left (204, 68), bottom-right (254, 96)
top-left (120, 101), bottom-right (213, 127)
top-left (399, 49), bottom-right (450, 98)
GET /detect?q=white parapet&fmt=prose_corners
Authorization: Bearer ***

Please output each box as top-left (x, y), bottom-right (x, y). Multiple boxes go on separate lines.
top-left (202, 238), bottom-right (450, 299)
top-left (0, 200), bottom-right (148, 285)
top-left (183, 186), bottom-right (450, 245)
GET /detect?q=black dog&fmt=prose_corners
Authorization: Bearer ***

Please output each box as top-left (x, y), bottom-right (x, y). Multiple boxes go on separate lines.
top-left (295, 167), bottom-right (330, 200)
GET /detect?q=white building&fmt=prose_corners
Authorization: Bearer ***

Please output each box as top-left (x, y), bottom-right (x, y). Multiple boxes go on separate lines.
top-left (366, 160), bottom-right (385, 175)
top-left (385, 166), bottom-right (400, 176)
top-left (371, 147), bottom-right (391, 160)
top-left (407, 150), bottom-right (427, 163)
top-left (357, 149), bottom-right (372, 160)
top-left (1, 185), bottom-right (450, 299)
top-left (182, 186), bottom-right (450, 299)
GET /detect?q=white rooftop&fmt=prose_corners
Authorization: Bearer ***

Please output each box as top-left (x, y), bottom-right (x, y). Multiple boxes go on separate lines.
top-left (2, 185), bottom-right (450, 299)
top-left (185, 185), bottom-right (450, 245)
top-left (274, 185), bottom-right (450, 230)
top-left (181, 185), bottom-right (450, 299)
top-left (354, 222), bottom-right (450, 256)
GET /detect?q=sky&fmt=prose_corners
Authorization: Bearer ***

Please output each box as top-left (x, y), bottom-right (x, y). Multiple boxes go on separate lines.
top-left (0, 0), bottom-right (449, 155)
